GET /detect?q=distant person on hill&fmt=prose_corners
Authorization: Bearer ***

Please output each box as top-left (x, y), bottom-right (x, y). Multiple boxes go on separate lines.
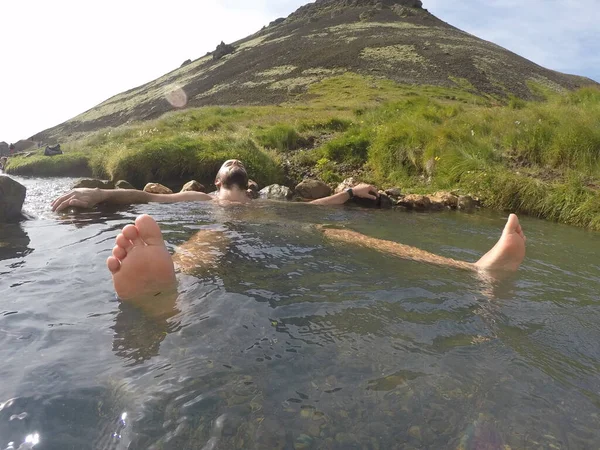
top-left (9, 143), bottom-right (15, 155)
top-left (51, 159), bottom-right (526, 310)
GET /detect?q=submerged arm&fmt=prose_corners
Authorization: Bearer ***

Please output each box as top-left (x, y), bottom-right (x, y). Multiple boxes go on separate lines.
top-left (52, 188), bottom-right (212, 212)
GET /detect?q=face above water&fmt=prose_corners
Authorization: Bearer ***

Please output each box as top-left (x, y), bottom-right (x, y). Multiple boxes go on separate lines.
top-left (216, 159), bottom-right (249, 190)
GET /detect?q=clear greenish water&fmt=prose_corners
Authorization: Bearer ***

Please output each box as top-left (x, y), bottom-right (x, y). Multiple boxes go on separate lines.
top-left (1, 176), bottom-right (600, 449)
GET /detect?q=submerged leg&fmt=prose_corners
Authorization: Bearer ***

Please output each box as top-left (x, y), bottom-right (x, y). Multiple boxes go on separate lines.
top-left (319, 214), bottom-right (526, 274)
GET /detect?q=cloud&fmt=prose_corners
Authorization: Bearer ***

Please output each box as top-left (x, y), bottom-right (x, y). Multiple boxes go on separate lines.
top-left (424, 0), bottom-right (600, 81)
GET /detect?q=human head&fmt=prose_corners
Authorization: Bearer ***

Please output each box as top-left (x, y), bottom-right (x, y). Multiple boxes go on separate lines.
top-left (214, 159), bottom-right (249, 190)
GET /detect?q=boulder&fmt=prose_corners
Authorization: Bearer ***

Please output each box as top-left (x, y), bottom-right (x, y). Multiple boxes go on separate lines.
top-left (248, 179), bottom-right (259, 192)
top-left (72, 179), bottom-right (114, 189)
top-left (295, 179), bottom-right (332, 199)
top-left (144, 183), bottom-right (173, 194)
top-left (378, 191), bottom-right (394, 209)
top-left (115, 180), bottom-right (136, 190)
top-left (44, 144), bottom-right (62, 156)
top-left (0, 176), bottom-right (26, 222)
top-left (385, 187), bottom-right (402, 198)
top-left (213, 41), bottom-right (235, 60)
top-left (180, 59), bottom-right (192, 67)
top-left (432, 191), bottom-right (459, 209)
top-left (269, 17), bottom-right (285, 27)
top-left (260, 184), bottom-right (293, 201)
top-left (334, 177), bottom-right (358, 194)
top-left (458, 195), bottom-right (477, 211)
top-left (180, 180), bottom-right (206, 193)
top-left (397, 194), bottom-right (431, 210)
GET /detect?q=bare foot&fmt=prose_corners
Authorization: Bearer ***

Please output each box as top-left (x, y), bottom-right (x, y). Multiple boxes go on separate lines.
top-left (475, 214), bottom-right (526, 272)
top-left (107, 214), bottom-right (176, 303)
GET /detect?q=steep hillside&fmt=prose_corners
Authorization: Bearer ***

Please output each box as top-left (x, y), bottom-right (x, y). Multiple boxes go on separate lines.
top-left (32, 0), bottom-right (595, 143)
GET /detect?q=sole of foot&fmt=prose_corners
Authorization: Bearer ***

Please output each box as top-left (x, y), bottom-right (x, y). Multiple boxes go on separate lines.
top-left (107, 214), bottom-right (176, 305)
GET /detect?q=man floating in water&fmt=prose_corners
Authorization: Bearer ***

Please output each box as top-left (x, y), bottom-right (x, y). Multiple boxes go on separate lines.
top-left (52, 159), bottom-right (526, 304)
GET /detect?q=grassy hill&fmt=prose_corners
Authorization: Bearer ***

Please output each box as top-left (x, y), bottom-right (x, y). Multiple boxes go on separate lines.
top-left (6, 0), bottom-right (600, 230)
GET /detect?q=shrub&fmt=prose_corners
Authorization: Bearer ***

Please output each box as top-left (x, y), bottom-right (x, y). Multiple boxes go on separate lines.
top-left (255, 124), bottom-right (303, 151)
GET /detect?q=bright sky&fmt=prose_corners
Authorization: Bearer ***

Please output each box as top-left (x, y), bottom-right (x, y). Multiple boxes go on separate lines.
top-left (1, 0), bottom-right (598, 144)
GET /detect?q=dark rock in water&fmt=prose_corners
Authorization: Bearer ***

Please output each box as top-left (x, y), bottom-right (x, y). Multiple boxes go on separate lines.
top-left (248, 179), bottom-right (259, 192)
top-left (180, 59), bottom-right (192, 67)
top-left (115, 180), bottom-right (136, 190)
top-left (180, 180), bottom-right (206, 192)
top-left (295, 179), bottom-right (332, 199)
top-left (0, 175), bottom-right (27, 222)
top-left (378, 191), bottom-right (394, 209)
top-left (260, 184), bottom-right (293, 201)
top-left (44, 144), bottom-right (63, 156)
top-left (72, 179), bottom-right (115, 189)
top-left (212, 41), bottom-right (235, 61)
top-left (385, 187), bottom-right (402, 198)
top-left (458, 195), bottom-right (477, 211)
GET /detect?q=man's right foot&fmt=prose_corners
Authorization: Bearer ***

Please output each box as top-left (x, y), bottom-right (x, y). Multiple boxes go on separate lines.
top-left (475, 214), bottom-right (526, 272)
top-left (107, 214), bottom-right (176, 302)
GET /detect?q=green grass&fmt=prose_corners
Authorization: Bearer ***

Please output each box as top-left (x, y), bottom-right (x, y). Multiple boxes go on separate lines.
top-left (6, 74), bottom-right (600, 230)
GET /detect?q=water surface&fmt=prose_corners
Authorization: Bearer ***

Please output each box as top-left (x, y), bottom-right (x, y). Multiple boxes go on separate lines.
top-left (1, 176), bottom-right (600, 449)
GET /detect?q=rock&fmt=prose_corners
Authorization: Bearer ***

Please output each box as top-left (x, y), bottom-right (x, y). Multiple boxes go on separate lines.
top-left (44, 144), bottom-right (62, 156)
top-left (180, 59), bottom-right (192, 67)
top-left (398, 194), bottom-right (431, 210)
top-left (334, 177), bottom-right (358, 194)
top-left (180, 180), bottom-right (206, 192)
top-left (431, 191), bottom-right (459, 209)
top-left (115, 180), bottom-right (136, 190)
top-left (295, 179), bottom-right (332, 199)
top-left (408, 426), bottom-right (422, 440)
top-left (260, 184), bottom-right (293, 201)
top-left (385, 187), bottom-right (402, 198)
top-left (212, 41), bottom-right (235, 60)
top-left (144, 183), bottom-right (173, 194)
top-left (458, 195), bottom-right (477, 211)
top-left (248, 179), bottom-right (259, 192)
top-left (0, 175), bottom-right (27, 222)
top-left (0, 142), bottom-right (8, 157)
top-left (378, 191), bottom-right (394, 209)
top-left (269, 17), bottom-right (285, 27)
top-left (72, 179), bottom-right (114, 189)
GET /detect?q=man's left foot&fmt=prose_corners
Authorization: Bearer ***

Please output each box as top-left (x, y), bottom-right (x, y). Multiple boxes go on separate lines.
top-left (107, 214), bottom-right (176, 301)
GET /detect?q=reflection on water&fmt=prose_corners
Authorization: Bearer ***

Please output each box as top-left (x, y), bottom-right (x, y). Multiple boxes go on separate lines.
top-left (1, 176), bottom-right (600, 449)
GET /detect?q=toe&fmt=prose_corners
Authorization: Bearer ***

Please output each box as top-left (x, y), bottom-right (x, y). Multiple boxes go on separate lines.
top-left (116, 233), bottom-right (133, 252)
top-left (135, 214), bottom-right (165, 246)
top-left (504, 214), bottom-right (520, 235)
top-left (122, 224), bottom-right (145, 247)
top-left (107, 256), bottom-right (121, 274)
top-left (112, 245), bottom-right (127, 260)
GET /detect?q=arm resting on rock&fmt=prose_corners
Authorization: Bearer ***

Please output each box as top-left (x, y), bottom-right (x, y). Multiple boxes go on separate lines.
top-left (52, 188), bottom-right (212, 212)
top-left (309, 183), bottom-right (379, 206)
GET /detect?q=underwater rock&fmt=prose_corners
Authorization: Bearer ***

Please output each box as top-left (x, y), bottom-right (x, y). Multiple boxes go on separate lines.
top-left (144, 183), bottom-right (173, 194)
